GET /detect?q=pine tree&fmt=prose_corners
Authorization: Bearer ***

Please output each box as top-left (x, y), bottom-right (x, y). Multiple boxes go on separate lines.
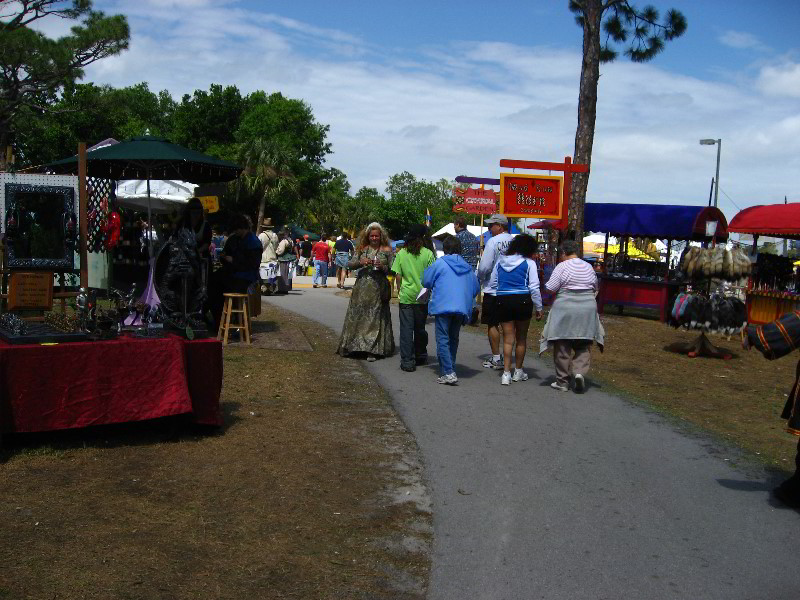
top-left (0, 0), bottom-right (129, 168)
top-left (567, 1), bottom-right (686, 241)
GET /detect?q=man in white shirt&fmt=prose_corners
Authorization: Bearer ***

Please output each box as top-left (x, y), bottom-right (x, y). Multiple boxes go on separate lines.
top-left (477, 214), bottom-right (514, 369)
top-left (258, 218), bottom-right (279, 294)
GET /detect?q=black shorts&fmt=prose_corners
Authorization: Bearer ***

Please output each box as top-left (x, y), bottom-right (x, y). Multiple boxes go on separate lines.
top-left (495, 293), bottom-right (534, 323)
top-left (481, 294), bottom-right (500, 326)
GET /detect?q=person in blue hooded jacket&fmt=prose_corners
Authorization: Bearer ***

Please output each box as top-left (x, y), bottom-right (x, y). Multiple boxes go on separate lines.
top-left (422, 236), bottom-right (481, 385)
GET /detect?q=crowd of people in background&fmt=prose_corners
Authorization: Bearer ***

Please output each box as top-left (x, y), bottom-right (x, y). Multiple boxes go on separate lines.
top-left (202, 209), bottom-right (603, 390)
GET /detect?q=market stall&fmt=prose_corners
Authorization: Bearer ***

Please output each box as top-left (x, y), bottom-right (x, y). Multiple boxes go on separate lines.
top-left (0, 137), bottom-right (242, 435)
top-left (584, 203), bottom-right (728, 322)
top-left (728, 203), bottom-right (800, 324)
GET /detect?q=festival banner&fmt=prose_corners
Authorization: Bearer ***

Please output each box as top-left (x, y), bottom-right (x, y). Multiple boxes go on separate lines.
top-left (452, 187), bottom-right (498, 214)
top-left (499, 173), bottom-right (564, 219)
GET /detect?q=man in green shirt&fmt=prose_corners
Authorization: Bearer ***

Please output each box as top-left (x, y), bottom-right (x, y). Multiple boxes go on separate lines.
top-left (392, 224), bottom-right (436, 372)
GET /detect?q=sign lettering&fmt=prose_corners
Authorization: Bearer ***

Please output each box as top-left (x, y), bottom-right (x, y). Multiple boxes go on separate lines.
top-left (452, 187), bottom-right (498, 214)
top-left (198, 195), bottom-right (220, 214)
top-left (8, 272), bottom-right (54, 311)
top-left (500, 174), bottom-right (564, 219)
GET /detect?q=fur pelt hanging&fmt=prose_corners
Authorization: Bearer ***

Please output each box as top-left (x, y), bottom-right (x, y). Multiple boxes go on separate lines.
top-left (680, 246), bottom-right (751, 281)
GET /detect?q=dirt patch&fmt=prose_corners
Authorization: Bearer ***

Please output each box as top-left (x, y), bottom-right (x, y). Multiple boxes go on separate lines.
top-left (0, 303), bottom-right (431, 600)
top-left (223, 318), bottom-right (314, 351)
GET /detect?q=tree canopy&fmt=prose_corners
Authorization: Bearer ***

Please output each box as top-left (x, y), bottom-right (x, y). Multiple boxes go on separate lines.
top-left (0, 0), bottom-right (130, 168)
top-left (11, 68), bottom-right (457, 238)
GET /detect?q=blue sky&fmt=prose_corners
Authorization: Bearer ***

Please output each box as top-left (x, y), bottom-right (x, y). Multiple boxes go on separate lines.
top-left (30, 1), bottom-right (800, 218)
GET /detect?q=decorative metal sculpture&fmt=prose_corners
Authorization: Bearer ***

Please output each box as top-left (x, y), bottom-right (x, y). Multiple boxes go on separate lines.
top-left (108, 284), bottom-right (138, 328)
top-left (74, 287), bottom-right (99, 334)
top-left (154, 228), bottom-right (209, 337)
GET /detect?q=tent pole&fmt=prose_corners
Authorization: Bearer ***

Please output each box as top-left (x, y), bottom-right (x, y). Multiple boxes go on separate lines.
top-left (146, 172), bottom-right (153, 259)
top-left (665, 239), bottom-right (672, 280)
top-left (78, 142), bottom-right (89, 289)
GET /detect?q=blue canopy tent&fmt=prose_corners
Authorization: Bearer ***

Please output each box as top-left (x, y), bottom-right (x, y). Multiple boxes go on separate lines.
top-left (584, 203), bottom-right (728, 241)
top-left (584, 203), bottom-right (728, 323)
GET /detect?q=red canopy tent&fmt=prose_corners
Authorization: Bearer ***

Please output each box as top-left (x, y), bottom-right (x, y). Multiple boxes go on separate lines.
top-left (729, 203), bottom-right (800, 239)
top-left (729, 203), bottom-right (800, 324)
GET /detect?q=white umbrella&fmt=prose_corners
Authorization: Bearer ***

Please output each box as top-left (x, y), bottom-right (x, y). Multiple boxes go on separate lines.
top-left (115, 179), bottom-right (197, 214)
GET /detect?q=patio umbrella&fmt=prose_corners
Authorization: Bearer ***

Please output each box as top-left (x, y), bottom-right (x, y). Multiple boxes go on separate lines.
top-left (48, 135), bottom-right (242, 257)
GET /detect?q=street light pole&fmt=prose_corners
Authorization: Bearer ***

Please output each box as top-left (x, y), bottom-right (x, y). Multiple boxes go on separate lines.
top-left (700, 138), bottom-right (721, 208)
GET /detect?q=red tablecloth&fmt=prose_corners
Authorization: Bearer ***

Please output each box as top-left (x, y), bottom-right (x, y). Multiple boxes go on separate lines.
top-left (0, 334), bottom-right (222, 433)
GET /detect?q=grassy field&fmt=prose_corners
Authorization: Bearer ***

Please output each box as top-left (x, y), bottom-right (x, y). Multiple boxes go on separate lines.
top-left (0, 303), bottom-right (431, 600)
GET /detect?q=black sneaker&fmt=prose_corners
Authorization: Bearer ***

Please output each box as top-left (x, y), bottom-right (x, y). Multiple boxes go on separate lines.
top-left (401, 365), bottom-right (416, 372)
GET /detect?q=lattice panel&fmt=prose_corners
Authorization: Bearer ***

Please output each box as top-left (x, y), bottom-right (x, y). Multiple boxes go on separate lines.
top-left (87, 177), bottom-right (113, 253)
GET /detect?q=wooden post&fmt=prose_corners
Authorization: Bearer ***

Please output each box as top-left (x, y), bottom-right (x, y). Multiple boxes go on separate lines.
top-left (78, 142), bottom-right (89, 288)
top-left (665, 239), bottom-right (672, 280)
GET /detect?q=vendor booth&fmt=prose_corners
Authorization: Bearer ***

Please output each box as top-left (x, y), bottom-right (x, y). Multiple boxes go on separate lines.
top-left (0, 170), bottom-right (223, 433)
top-left (585, 203), bottom-right (728, 322)
top-left (729, 203), bottom-right (800, 324)
top-left (0, 137), bottom-right (241, 434)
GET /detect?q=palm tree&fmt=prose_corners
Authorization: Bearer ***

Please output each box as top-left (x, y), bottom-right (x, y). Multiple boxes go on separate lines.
top-left (237, 138), bottom-right (298, 232)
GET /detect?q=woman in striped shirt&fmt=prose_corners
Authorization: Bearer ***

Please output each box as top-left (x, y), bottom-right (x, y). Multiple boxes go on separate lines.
top-left (539, 240), bottom-right (604, 393)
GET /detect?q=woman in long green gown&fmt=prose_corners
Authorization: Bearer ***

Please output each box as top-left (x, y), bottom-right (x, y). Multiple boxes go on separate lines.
top-left (337, 223), bottom-right (395, 361)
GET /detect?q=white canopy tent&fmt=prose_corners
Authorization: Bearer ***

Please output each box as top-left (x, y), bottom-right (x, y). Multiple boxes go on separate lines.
top-left (431, 223), bottom-right (485, 240)
top-left (115, 179), bottom-right (197, 214)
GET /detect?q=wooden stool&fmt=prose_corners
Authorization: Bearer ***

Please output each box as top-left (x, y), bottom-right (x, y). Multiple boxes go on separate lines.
top-left (217, 293), bottom-right (251, 345)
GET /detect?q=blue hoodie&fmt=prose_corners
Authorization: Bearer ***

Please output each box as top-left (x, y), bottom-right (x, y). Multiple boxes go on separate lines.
top-left (422, 254), bottom-right (480, 321)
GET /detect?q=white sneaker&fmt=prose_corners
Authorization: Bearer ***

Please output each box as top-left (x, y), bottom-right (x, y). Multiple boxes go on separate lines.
top-left (574, 374), bottom-right (585, 393)
top-left (437, 373), bottom-right (458, 385)
top-left (550, 381), bottom-right (569, 392)
top-left (483, 357), bottom-right (504, 370)
top-left (501, 371), bottom-right (512, 385)
top-left (512, 369), bottom-right (528, 382)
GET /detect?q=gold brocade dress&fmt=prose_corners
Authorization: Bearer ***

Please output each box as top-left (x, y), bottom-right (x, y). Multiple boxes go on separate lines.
top-left (336, 248), bottom-right (395, 358)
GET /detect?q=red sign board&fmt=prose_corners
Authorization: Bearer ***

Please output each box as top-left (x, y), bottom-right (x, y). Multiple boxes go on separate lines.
top-left (499, 173), bottom-right (564, 219)
top-left (452, 187), bottom-right (498, 215)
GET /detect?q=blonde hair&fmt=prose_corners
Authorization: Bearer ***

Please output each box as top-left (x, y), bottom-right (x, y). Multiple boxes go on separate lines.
top-left (356, 222), bottom-right (390, 252)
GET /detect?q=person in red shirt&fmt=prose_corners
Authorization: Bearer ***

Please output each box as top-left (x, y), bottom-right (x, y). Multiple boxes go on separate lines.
top-left (312, 234), bottom-right (332, 287)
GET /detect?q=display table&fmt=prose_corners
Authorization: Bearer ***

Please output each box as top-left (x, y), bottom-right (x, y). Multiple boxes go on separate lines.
top-left (597, 275), bottom-right (681, 322)
top-left (0, 334), bottom-right (222, 433)
top-left (746, 290), bottom-right (800, 325)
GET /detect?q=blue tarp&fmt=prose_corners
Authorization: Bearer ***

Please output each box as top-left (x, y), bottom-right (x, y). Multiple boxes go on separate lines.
top-left (584, 203), bottom-right (725, 240)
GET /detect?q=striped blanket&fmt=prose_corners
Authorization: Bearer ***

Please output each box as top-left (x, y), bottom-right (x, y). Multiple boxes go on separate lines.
top-left (745, 311), bottom-right (800, 435)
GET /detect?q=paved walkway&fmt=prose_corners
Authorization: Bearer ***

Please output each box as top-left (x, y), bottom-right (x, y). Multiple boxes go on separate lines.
top-left (264, 287), bottom-right (798, 600)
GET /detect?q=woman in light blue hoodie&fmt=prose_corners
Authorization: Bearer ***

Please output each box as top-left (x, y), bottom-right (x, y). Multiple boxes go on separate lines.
top-left (422, 236), bottom-right (481, 385)
top-left (489, 234), bottom-right (543, 386)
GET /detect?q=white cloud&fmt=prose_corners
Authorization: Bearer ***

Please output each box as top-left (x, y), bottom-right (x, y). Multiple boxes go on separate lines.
top-left (757, 61), bottom-right (800, 98)
top-left (718, 30), bottom-right (768, 51)
top-left (78, 0), bottom-right (800, 213)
